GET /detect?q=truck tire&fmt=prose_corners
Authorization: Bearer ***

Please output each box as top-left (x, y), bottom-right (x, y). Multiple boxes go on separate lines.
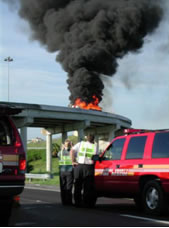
top-left (142, 180), bottom-right (168, 215)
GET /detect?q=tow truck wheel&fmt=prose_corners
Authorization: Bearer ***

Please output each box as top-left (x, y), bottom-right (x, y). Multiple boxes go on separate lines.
top-left (142, 180), bottom-right (168, 215)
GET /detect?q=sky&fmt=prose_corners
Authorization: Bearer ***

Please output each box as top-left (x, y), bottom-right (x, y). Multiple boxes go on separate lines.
top-left (0, 1), bottom-right (169, 140)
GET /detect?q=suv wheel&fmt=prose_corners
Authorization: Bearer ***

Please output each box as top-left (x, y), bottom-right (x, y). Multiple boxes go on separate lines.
top-left (142, 180), bottom-right (168, 215)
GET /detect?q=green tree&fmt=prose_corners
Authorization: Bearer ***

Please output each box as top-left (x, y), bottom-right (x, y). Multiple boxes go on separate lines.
top-left (52, 143), bottom-right (60, 157)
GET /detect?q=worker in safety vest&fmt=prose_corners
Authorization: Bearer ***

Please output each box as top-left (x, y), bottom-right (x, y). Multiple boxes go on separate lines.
top-left (70, 134), bottom-right (98, 207)
top-left (58, 139), bottom-right (73, 205)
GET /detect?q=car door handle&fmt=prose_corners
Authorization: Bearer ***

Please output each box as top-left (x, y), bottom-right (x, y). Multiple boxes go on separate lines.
top-left (138, 164), bottom-right (143, 168)
top-left (116, 164), bottom-right (120, 168)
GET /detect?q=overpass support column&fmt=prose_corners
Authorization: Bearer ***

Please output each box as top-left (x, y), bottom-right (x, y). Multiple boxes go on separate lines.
top-left (46, 132), bottom-right (52, 173)
top-left (20, 126), bottom-right (27, 156)
top-left (108, 125), bottom-right (121, 142)
top-left (108, 130), bottom-right (115, 142)
top-left (78, 129), bottom-right (84, 142)
top-left (62, 132), bottom-right (68, 144)
top-left (95, 135), bottom-right (99, 154)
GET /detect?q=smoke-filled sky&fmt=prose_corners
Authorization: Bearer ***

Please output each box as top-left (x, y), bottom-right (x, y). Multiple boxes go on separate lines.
top-left (17, 0), bottom-right (163, 105)
top-left (0, 0), bottom-right (169, 138)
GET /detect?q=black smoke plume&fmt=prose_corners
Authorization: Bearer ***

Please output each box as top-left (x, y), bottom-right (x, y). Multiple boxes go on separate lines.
top-left (17, 0), bottom-right (163, 104)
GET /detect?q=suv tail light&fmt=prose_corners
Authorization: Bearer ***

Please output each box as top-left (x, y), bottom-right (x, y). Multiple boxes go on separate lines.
top-left (19, 157), bottom-right (26, 173)
top-left (19, 159), bottom-right (26, 171)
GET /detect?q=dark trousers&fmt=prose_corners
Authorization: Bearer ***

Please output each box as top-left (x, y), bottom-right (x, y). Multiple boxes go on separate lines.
top-left (59, 171), bottom-right (73, 205)
top-left (74, 164), bottom-right (95, 207)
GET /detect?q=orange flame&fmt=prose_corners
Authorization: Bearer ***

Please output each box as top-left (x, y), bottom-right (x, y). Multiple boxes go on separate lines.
top-left (73, 95), bottom-right (102, 111)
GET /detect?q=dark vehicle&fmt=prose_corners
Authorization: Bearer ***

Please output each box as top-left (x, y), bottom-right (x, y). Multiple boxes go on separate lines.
top-left (94, 128), bottom-right (169, 215)
top-left (0, 104), bottom-right (26, 225)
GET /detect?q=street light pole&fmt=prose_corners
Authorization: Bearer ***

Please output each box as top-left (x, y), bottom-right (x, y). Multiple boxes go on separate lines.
top-left (4, 56), bottom-right (13, 102)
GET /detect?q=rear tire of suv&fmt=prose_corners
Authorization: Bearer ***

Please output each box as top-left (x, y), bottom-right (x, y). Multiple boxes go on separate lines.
top-left (0, 198), bottom-right (13, 226)
top-left (142, 180), bottom-right (168, 215)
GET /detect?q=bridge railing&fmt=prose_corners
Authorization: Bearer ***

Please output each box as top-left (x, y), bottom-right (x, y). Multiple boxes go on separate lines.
top-left (26, 173), bottom-right (53, 181)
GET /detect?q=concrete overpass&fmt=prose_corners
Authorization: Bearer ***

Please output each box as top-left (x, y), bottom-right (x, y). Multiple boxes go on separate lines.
top-left (0, 102), bottom-right (132, 173)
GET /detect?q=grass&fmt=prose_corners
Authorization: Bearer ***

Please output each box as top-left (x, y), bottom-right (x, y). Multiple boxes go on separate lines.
top-left (26, 135), bottom-right (78, 186)
top-left (27, 141), bottom-right (46, 148)
top-left (26, 157), bottom-right (60, 186)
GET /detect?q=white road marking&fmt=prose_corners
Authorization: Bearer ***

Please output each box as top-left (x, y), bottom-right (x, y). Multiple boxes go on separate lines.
top-left (25, 185), bottom-right (60, 192)
top-left (22, 197), bottom-right (51, 204)
top-left (15, 222), bottom-right (37, 226)
top-left (21, 197), bottom-right (37, 203)
top-left (24, 205), bottom-right (54, 209)
top-left (44, 205), bottom-right (53, 208)
top-left (24, 206), bottom-right (37, 210)
top-left (121, 214), bottom-right (169, 225)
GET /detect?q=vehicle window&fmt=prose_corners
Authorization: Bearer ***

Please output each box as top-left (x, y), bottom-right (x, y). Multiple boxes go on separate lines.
top-left (103, 138), bottom-right (125, 160)
top-left (0, 117), bottom-right (12, 146)
top-left (126, 136), bottom-right (147, 159)
top-left (152, 132), bottom-right (169, 158)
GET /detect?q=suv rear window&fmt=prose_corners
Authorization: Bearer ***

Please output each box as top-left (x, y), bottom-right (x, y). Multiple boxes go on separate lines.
top-left (126, 136), bottom-right (147, 159)
top-left (0, 117), bottom-right (13, 146)
top-left (152, 132), bottom-right (169, 158)
top-left (103, 138), bottom-right (125, 160)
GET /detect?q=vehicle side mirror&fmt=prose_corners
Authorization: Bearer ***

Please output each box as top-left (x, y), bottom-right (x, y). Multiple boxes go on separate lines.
top-left (92, 154), bottom-right (102, 162)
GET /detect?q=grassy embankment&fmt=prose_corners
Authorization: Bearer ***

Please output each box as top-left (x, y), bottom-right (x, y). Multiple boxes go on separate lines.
top-left (26, 136), bottom-right (77, 186)
top-left (26, 157), bottom-right (60, 185)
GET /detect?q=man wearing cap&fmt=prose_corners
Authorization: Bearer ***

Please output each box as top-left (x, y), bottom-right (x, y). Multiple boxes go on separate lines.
top-left (58, 139), bottom-right (73, 205)
top-left (70, 134), bottom-right (98, 207)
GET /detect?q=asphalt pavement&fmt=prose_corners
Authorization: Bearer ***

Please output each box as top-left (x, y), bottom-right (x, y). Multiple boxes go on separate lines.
top-left (7, 183), bottom-right (169, 227)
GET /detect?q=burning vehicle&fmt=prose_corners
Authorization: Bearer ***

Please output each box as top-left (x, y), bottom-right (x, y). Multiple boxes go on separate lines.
top-left (69, 95), bottom-right (102, 111)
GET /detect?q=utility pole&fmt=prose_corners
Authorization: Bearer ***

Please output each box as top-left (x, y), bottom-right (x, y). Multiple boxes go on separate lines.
top-left (4, 56), bottom-right (13, 102)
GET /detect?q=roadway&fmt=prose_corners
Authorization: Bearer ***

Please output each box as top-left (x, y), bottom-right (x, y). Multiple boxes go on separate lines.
top-left (8, 185), bottom-right (169, 227)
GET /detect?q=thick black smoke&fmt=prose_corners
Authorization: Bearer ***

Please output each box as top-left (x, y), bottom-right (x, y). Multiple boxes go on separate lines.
top-left (17, 0), bottom-right (163, 104)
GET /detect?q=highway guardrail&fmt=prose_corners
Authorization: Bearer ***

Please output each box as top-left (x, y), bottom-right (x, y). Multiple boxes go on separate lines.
top-left (26, 173), bottom-right (53, 181)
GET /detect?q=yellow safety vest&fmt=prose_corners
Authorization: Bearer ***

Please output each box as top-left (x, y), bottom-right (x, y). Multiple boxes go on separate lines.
top-left (59, 149), bottom-right (72, 166)
top-left (77, 141), bottom-right (96, 162)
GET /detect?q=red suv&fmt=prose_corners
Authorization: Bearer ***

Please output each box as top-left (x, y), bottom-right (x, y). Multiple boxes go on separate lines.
top-left (93, 129), bottom-right (169, 215)
top-left (0, 105), bottom-right (26, 223)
